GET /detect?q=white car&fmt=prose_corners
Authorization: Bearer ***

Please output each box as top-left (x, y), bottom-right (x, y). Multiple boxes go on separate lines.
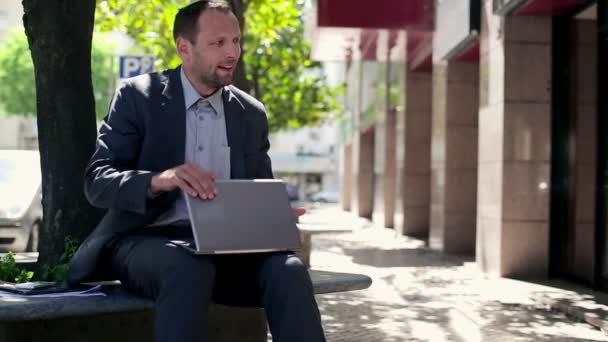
top-left (309, 189), bottom-right (340, 203)
top-left (0, 150), bottom-right (41, 252)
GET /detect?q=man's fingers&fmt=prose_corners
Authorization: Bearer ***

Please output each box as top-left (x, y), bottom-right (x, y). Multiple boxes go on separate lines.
top-left (155, 164), bottom-right (219, 198)
top-left (200, 180), bottom-right (217, 200)
top-left (184, 164), bottom-right (217, 200)
top-left (185, 163), bottom-right (210, 178)
top-left (175, 168), bottom-right (205, 197)
top-left (292, 207), bottom-right (306, 217)
top-left (193, 177), bottom-right (215, 200)
top-left (185, 164), bottom-right (217, 199)
top-left (179, 163), bottom-right (218, 200)
top-left (208, 173), bottom-right (219, 194)
top-left (175, 177), bottom-right (197, 197)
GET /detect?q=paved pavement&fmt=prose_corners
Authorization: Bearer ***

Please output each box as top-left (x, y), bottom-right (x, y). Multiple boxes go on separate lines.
top-left (292, 204), bottom-right (607, 342)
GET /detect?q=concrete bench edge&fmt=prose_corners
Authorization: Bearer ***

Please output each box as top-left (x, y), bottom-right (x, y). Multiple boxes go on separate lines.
top-left (0, 269), bottom-right (371, 322)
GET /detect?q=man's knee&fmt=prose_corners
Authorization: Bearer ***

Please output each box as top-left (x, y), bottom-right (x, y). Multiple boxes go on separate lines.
top-left (261, 254), bottom-right (311, 289)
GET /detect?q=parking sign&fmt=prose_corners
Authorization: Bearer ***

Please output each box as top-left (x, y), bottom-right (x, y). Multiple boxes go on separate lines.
top-left (119, 55), bottom-right (155, 79)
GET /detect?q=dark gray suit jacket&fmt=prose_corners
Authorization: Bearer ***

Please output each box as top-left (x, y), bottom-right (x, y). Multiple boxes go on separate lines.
top-left (67, 66), bottom-right (273, 285)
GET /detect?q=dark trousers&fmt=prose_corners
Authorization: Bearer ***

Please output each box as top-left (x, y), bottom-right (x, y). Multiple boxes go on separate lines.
top-left (105, 226), bottom-right (326, 342)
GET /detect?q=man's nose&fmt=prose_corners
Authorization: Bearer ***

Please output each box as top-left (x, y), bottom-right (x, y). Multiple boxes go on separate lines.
top-left (225, 42), bottom-right (240, 60)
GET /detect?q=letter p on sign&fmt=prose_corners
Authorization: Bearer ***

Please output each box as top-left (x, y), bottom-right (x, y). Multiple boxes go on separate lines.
top-left (119, 55), bottom-right (155, 79)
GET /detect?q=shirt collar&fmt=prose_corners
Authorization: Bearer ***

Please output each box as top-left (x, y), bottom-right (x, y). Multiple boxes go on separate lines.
top-left (180, 67), bottom-right (224, 116)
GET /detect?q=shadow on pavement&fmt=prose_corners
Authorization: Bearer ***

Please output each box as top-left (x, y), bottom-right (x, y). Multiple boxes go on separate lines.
top-left (342, 248), bottom-right (471, 268)
top-left (317, 290), bottom-right (429, 342)
top-left (318, 287), bottom-right (602, 342)
top-left (306, 208), bottom-right (606, 341)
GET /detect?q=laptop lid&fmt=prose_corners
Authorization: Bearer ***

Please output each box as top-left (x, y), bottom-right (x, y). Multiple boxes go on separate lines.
top-left (184, 179), bottom-right (302, 254)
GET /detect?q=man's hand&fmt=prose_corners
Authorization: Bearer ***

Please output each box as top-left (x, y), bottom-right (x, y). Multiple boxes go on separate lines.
top-left (150, 163), bottom-right (218, 200)
top-left (292, 207), bottom-right (306, 220)
top-left (293, 207), bottom-right (306, 243)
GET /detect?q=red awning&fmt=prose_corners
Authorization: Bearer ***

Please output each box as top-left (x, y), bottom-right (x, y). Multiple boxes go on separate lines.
top-left (317, 0), bottom-right (434, 31)
top-left (309, 0), bottom-right (433, 63)
top-left (515, 0), bottom-right (588, 16)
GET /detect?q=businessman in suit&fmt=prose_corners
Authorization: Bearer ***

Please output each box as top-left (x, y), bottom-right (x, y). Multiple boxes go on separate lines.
top-left (66, 1), bottom-right (326, 341)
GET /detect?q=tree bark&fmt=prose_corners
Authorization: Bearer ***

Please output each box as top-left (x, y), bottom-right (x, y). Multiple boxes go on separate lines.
top-left (22, 0), bottom-right (103, 274)
top-left (229, 0), bottom-right (253, 94)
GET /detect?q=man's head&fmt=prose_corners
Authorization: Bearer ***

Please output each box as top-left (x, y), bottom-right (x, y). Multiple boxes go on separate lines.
top-left (174, 1), bottom-right (241, 95)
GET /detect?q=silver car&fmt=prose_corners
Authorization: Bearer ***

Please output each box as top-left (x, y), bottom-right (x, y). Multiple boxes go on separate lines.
top-left (309, 189), bottom-right (340, 203)
top-left (0, 150), bottom-right (41, 252)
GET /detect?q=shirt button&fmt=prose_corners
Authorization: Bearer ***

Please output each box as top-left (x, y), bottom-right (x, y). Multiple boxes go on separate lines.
top-left (198, 146), bottom-right (204, 151)
top-left (199, 115), bottom-right (204, 121)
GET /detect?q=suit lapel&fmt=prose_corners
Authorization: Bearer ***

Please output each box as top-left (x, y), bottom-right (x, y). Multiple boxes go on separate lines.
top-left (160, 67), bottom-right (186, 167)
top-left (223, 86), bottom-right (246, 178)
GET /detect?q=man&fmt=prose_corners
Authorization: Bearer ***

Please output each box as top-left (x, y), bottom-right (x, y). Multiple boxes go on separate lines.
top-left (66, 1), bottom-right (326, 341)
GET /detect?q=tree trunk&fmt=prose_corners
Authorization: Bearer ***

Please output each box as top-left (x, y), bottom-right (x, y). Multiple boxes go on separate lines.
top-left (22, 0), bottom-right (103, 275)
top-left (229, 0), bottom-right (252, 94)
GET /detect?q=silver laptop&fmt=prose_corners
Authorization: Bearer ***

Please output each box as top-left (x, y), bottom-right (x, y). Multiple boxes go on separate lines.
top-left (181, 179), bottom-right (302, 254)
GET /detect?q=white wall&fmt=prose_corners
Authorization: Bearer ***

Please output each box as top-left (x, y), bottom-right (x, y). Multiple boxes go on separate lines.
top-left (0, 0), bottom-right (23, 42)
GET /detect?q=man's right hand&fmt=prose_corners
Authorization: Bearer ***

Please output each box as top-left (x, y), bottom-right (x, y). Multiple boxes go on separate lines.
top-left (150, 163), bottom-right (218, 200)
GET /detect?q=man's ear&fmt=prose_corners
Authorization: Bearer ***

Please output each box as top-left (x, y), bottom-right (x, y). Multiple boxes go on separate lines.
top-left (176, 37), bottom-right (190, 60)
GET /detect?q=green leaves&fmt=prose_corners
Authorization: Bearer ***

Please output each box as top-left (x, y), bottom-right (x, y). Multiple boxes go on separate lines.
top-left (95, 0), bottom-right (186, 70)
top-left (243, 0), bottom-right (339, 131)
top-left (0, 252), bottom-right (34, 284)
top-left (94, 0), bottom-right (339, 132)
top-left (0, 237), bottom-right (78, 283)
top-left (0, 29), bottom-right (37, 116)
top-left (42, 236), bottom-right (79, 282)
top-left (0, 29), bottom-right (115, 119)
top-left (91, 33), bottom-right (117, 119)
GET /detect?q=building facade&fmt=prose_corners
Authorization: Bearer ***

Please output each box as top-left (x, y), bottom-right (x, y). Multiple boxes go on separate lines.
top-left (307, 0), bottom-right (608, 291)
top-left (269, 122), bottom-right (340, 199)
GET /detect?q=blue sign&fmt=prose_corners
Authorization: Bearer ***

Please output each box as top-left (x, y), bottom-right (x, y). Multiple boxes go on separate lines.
top-left (119, 55), bottom-right (155, 79)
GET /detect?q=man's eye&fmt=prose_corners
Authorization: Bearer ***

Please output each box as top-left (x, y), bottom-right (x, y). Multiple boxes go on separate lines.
top-left (233, 38), bottom-right (240, 44)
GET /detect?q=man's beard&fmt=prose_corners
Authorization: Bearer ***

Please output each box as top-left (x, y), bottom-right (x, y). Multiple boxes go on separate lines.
top-left (200, 69), bottom-right (231, 88)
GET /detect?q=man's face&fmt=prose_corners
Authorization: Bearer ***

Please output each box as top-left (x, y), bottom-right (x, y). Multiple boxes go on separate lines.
top-left (180, 10), bottom-right (241, 90)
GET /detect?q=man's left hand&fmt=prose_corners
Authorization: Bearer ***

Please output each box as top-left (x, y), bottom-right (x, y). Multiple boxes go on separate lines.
top-left (292, 207), bottom-right (306, 218)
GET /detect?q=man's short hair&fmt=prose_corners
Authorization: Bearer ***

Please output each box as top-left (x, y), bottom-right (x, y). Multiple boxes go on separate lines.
top-left (173, 0), bottom-right (233, 43)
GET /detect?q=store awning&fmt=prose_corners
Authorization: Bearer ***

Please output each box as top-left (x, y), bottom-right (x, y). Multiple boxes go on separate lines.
top-left (307, 0), bottom-right (433, 64)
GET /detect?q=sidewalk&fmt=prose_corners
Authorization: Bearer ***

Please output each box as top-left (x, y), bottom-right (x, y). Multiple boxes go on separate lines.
top-left (300, 204), bottom-right (608, 342)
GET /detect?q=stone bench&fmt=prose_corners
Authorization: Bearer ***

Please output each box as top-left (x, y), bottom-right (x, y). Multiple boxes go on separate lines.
top-left (297, 224), bottom-right (352, 268)
top-left (0, 269), bottom-right (372, 342)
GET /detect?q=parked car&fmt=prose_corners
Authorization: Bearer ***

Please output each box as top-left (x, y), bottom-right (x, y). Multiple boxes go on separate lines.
top-left (285, 184), bottom-right (300, 202)
top-left (309, 189), bottom-right (340, 203)
top-left (0, 150), bottom-right (41, 252)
